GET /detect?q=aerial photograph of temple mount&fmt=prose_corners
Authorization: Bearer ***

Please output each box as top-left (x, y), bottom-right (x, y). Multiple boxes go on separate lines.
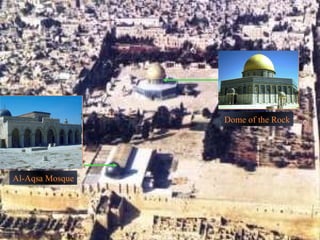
top-left (0, 0), bottom-right (319, 239)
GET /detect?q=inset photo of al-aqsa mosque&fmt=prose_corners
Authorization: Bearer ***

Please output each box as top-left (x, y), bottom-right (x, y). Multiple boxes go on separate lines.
top-left (0, 96), bottom-right (83, 169)
top-left (218, 51), bottom-right (299, 110)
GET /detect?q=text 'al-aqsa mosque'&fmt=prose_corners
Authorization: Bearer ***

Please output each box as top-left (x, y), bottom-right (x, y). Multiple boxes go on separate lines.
top-left (219, 54), bottom-right (298, 109)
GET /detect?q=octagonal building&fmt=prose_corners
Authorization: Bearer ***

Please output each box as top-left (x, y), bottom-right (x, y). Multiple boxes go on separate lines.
top-left (134, 63), bottom-right (178, 100)
top-left (219, 54), bottom-right (298, 107)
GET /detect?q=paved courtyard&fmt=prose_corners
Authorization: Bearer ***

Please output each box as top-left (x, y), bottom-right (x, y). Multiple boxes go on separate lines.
top-left (84, 65), bottom-right (219, 115)
top-left (0, 145), bottom-right (82, 169)
top-left (172, 161), bottom-right (318, 205)
top-left (137, 128), bottom-right (319, 206)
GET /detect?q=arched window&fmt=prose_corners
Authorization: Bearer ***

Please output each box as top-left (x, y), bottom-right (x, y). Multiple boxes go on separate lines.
top-left (60, 129), bottom-right (65, 145)
top-left (68, 130), bottom-right (73, 145)
top-left (35, 129), bottom-right (42, 146)
top-left (47, 129), bottom-right (55, 145)
top-left (266, 86), bottom-right (270, 94)
top-left (24, 129), bottom-right (32, 147)
top-left (74, 130), bottom-right (81, 144)
top-left (12, 129), bottom-right (20, 148)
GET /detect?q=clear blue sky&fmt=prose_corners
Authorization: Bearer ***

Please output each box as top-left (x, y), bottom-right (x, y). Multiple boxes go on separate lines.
top-left (0, 96), bottom-right (82, 124)
top-left (218, 51), bottom-right (299, 90)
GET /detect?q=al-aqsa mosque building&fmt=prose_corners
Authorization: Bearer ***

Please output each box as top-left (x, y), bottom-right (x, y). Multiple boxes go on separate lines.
top-left (134, 63), bottom-right (178, 100)
top-left (219, 54), bottom-right (298, 109)
top-left (0, 109), bottom-right (81, 148)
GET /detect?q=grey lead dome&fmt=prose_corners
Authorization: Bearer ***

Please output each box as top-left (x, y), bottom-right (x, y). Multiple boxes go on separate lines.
top-left (0, 109), bottom-right (12, 117)
top-left (105, 162), bottom-right (122, 178)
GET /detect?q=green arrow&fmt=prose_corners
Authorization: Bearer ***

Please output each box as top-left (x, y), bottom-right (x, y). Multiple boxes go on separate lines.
top-left (84, 163), bottom-right (117, 167)
top-left (163, 78), bottom-right (218, 82)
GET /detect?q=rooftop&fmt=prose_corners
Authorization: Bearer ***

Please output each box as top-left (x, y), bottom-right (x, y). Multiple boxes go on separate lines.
top-left (99, 146), bottom-right (154, 187)
top-left (18, 111), bottom-right (51, 117)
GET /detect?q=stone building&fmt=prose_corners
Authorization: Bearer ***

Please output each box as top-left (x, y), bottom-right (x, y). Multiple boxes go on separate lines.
top-left (134, 63), bottom-right (178, 100)
top-left (115, 25), bottom-right (213, 50)
top-left (0, 109), bottom-right (81, 148)
top-left (98, 144), bottom-right (156, 195)
top-left (219, 54), bottom-right (298, 108)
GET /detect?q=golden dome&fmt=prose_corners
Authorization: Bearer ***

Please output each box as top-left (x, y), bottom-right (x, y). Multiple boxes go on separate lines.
top-left (243, 54), bottom-right (275, 72)
top-left (146, 63), bottom-right (166, 81)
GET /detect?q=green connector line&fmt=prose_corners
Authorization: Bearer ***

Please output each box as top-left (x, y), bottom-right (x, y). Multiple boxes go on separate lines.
top-left (84, 163), bottom-right (117, 167)
top-left (163, 78), bottom-right (218, 82)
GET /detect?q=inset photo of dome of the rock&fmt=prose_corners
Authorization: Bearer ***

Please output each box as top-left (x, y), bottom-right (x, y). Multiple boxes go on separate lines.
top-left (218, 51), bottom-right (299, 110)
top-left (0, 96), bottom-right (82, 169)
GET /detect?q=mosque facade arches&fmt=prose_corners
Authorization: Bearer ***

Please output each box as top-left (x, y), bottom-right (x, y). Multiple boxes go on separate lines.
top-left (0, 111), bottom-right (81, 148)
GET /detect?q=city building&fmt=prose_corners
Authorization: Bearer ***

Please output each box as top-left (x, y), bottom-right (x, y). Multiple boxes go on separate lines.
top-left (219, 54), bottom-right (298, 108)
top-left (134, 63), bottom-right (178, 100)
top-left (97, 144), bottom-right (156, 195)
top-left (0, 109), bottom-right (81, 148)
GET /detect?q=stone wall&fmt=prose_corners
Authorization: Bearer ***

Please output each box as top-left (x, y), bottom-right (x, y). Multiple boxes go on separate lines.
top-left (126, 194), bottom-right (320, 239)
top-left (1, 185), bottom-right (89, 212)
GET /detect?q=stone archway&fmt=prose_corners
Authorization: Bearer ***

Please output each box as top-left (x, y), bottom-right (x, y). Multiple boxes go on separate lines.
top-left (74, 130), bottom-right (80, 144)
top-left (47, 129), bottom-right (55, 145)
top-left (24, 129), bottom-right (32, 147)
top-left (12, 128), bottom-right (20, 148)
top-left (227, 93), bottom-right (237, 104)
top-left (60, 129), bottom-right (65, 145)
top-left (68, 130), bottom-right (73, 145)
top-left (35, 129), bottom-right (43, 146)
